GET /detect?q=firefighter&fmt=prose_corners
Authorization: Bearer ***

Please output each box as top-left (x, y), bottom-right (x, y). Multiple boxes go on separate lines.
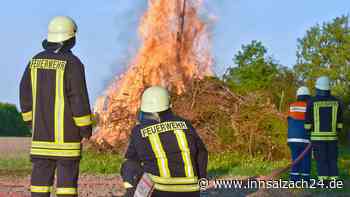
top-left (19, 16), bottom-right (93, 197)
top-left (305, 76), bottom-right (343, 183)
top-left (121, 86), bottom-right (208, 197)
top-left (287, 86), bottom-right (311, 181)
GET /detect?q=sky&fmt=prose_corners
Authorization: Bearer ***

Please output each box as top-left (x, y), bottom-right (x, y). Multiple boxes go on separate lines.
top-left (0, 0), bottom-right (349, 107)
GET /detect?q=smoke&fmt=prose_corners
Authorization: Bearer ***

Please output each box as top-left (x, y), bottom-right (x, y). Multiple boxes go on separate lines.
top-left (102, 1), bottom-right (147, 89)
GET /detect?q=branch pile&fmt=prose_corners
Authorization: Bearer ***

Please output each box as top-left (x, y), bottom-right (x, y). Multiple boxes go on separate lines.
top-left (91, 78), bottom-right (289, 160)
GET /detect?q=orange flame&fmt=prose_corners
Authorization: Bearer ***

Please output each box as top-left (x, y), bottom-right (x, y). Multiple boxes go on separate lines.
top-left (93, 0), bottom-right (213, 146)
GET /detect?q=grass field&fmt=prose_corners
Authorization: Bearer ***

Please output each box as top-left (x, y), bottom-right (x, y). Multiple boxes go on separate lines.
top-left (1, 147), bottom-right (348, 178)
top-left (0, 137), bottom-right (349, 195)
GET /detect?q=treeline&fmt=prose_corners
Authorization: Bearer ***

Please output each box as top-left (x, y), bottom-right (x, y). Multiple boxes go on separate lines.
top-left (223, 15), bottom-right (350, 144)
top-left (0, 102), bottom-right (31, 136)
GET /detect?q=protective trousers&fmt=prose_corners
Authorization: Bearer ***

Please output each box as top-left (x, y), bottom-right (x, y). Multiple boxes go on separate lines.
top-left (288, 142), bottom-right (311, 181)
top-left (31, 158), bottom-right (79, 197)
top-left (313, 141), bottom-right (339, 180)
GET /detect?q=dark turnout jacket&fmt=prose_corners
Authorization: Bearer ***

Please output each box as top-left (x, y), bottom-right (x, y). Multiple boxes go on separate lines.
top-left (304, 89), bottom-right (343, 141)
top-left (124, 110), bottom-right (208, 193)
top-left (20, 38), bottom-right (93, 159)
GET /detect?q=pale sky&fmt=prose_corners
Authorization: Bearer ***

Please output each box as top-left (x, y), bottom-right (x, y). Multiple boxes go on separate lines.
top-left (1, 0), bottom-right (349, 107)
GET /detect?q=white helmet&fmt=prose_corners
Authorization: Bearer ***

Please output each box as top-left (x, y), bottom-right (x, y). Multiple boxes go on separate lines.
top-left (47, 16), bottom-right (77, 43)
top-left (141, 86), bottom-right (170, 113)
top-left (315, 76), bottom-right (330, 91)
top-left (296, 86), bottom-right (310, 96)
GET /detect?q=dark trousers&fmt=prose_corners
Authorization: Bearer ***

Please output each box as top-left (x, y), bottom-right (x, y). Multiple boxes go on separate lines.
top-left (312, 141), bottom-right (339, 180)
top-left (288, 142), bottom-right (311, 181)
top-left (31, 158), bottom-right (80, 197)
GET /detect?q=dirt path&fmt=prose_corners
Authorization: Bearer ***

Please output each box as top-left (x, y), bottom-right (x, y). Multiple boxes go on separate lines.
top-left (0, 174), bottom-right (126, 197)
top-left (0, 137), bottom-right (31, 158)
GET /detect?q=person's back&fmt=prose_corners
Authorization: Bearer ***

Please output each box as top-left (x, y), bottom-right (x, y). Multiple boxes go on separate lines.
top-left (305, 76), bottom-right (343, 182)
top-left (130, 110), bottom-right (206, 180)
top-left (287, 87), bottom-right (311, 181)
top-left (23, 39), bottom-right (92, 153)
top-left (122, 86), bottom-right (208, 197)
top-left (20, 16), bottom-right (93, 197)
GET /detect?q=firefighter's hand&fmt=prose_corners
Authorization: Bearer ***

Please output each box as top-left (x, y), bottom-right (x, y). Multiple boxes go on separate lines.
top-left (123, 188), bottom-right (135, 197)
top-left (81, 137), bottom-right (91, 144)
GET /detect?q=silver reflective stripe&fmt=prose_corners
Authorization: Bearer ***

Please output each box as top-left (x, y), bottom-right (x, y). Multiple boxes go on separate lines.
top-left (287, 138), bottom-right (310, 143)
top-left (290, 106), bottom-right (306, 112)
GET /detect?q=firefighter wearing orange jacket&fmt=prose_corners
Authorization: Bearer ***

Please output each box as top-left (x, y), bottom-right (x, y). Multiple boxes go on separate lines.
top-left (287, 87), bottom-right (312, 181)
top-left (19, 16), bottom-right (93, 197)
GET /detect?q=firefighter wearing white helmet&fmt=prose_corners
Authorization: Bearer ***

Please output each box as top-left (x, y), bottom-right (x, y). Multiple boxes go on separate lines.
top-left (287, 86), bottom-right (312, 181)
top-left (305, 76), bottom-right (343, 184)
top-left (122, 86), bottom-right (208, 197)
top-left (47, 16), bottom-right (77, 43)
top-left (20, 16), bottom-right (92, 197)
top-left (315, 76), bottom-right (330, 90)
top-left (140, 86), bottom-right (171, 113)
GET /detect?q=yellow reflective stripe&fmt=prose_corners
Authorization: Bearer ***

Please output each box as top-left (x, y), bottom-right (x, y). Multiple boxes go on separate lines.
top-left (311, 131), bottom-right (337, 136)
top-left (22, 111), bottom-right (33, 122)
top-left (313, 101), bottom-right (339, 133)
top-left (318, 176), bottom-right (328, 180)
top-left (73, 114), bottom-right (93, 127)
top-left (332, 103), bottom-right (338, 132)
top-left (123, 182), bottom-right (134, 188)
top-left (31, 148), bottom-right (80, 157)
top-left (314, 102), bottom-right (320, 133)
top-left (174, 130), bottom-right (194, 177)
top-left (150, 175), bottom-right (198, 184)
top-left (30, 67), bottom-right (38, 132)
top-left (329, 176), bottom-right (339, 180)
top-left (30, 185), bottom-right (52, 193)
top-left (55, 69), bottom-right (65, 144)
top-left (337, 123), bottom-right (343, 129)
top-left (31, 141), bottom-right (81, 150)
top-left (56, 187), bottom-right (78, 195)
top-left (304, 124), bottom-right (311, 130)
top-left (311, 136), bottom-right (338, 141)
top-left (149, 134), bottom-right (171, 177)
top-left (154, 183), bottom-right (199, 192)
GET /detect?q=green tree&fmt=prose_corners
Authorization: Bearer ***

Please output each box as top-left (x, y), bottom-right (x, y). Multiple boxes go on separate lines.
top-left (224, 40), bottom-right (280, 91)
top-left (295, 15), bottom-right (350, 97)
top-left (295, 15), bottom-right (350, 144)
top-left (223, 40), bottom-right (297, 111)
top-left (0, 102), bottom-right (31, 136)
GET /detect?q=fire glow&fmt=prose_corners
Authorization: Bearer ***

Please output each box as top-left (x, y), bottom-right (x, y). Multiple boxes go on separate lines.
top-left (93, 0), bottom-right (213, 146)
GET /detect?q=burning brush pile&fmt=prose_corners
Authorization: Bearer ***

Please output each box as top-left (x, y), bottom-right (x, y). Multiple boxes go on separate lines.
top-left (91, 0), bottom-right (288, 160)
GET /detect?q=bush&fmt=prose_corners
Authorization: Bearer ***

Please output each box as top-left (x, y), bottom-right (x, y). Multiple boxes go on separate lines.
top-left (0, 102), bottom-right (31, 137)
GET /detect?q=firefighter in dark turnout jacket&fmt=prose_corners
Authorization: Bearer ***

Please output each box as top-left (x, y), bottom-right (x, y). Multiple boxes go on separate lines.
top-left (19, 16), bottom-right (93, 197)
top-left (121, 86), bottom-right (208, 197)
top-left (305, 76), bottom-right (343, 182)
top-left (287, 86), bottom-right (311, 181)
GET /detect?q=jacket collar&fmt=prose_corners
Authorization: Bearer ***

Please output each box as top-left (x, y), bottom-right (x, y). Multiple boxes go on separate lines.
top-left (42, 37), bottom-right (75, 53)
top-left (138, 109), bottom-right (174, 124)
top-left (297, 95), bottom-right (311, 102)
top-left (316, 89), bottom-right (330, 97)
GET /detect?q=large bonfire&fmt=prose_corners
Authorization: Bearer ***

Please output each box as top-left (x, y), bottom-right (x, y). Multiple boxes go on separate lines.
top-left (92, 0), bottom-right (213, 149)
